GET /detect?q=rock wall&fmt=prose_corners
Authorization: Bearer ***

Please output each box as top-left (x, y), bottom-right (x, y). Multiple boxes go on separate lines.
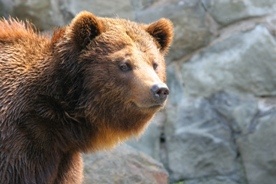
top-left (1, 0), bottom-right (276, 183)
top-left (129, 1), bottom-right (276, 184)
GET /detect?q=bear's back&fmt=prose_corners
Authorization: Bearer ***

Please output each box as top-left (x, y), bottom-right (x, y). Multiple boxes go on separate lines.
top-left (0, 19), bottom-right (51, 121)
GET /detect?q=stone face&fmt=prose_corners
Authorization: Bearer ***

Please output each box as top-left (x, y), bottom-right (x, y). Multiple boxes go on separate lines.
top-left (127, 112), bottom-right (166, 160)
top-left (166, 96), bottom-right (240, 182)
top-left (0, 0), bottom-right (134, 30)
top-left (182, 25), bottom-right (276, 97)
top-left (132, 0), bottom-right (213, 62)
top-left (237, 98), bottom-right (276, 184)
top-left (83, 144), bottom-right (168, 184)
top-left (1, 0), bottom-right (67, 30)
top-left (208, 91), bottom-right (258, 135)
top-left (202, 0), bottom-right (276, 26)
top-left (166, 62), bottom-right (185, 106)
top-left (185, 176), bottom-right (241, 184)
top-left (63, 0), bottom-right (134, 20)
top-left (0, 0), bottom-right (8, 16)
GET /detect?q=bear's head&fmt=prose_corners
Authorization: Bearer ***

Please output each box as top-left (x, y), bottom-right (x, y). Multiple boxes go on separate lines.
top-left (52, 11), bottom-right (173, 151)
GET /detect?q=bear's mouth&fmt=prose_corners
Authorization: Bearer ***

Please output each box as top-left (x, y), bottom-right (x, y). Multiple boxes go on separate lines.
top-left (131, 101), bottom-right (165, 111)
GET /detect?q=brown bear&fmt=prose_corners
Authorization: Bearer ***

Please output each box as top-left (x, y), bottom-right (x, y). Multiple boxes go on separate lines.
top-left (0, 11), bottom-right (173, 183)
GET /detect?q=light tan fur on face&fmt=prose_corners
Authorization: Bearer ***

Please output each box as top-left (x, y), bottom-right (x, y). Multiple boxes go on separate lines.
top-left (106, 45), bottom-right (166, 109)
top-left (87, 118), bottom-right (153, 151)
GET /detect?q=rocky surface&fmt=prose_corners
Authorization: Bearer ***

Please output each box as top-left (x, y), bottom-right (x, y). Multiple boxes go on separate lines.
top-left (202, 0), bottom-right (276, 26)
top-left (1, 0), bottom-right (276, 183)
top-left (83, 144), bottom-right (168, 184)
top-left (84, 145), bottom-right (168, 184)
top-left (130, 1), bottom-right (276, 183)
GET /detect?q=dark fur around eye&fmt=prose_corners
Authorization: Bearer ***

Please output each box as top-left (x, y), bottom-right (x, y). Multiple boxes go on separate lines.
top-left (119, 63), bottom-right (132, 72)
top-left (153, 63), bottom-right (158, 70)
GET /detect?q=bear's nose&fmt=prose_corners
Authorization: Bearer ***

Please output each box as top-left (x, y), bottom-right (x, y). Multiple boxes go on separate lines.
top-left (151, 83), bottom-right (169, 103)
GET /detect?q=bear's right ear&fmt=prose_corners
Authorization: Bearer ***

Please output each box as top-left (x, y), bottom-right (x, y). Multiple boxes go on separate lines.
top-left (69, 11), bottom-right (105, 50)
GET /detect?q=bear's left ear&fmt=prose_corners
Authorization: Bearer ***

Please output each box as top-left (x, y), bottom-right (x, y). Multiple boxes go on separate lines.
top-left (146, 18), bottom-right (174, 54)
top-left (69, 11), bottom-right (105, 50)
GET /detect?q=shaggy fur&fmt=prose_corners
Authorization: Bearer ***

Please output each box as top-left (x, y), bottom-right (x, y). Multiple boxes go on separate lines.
top-left (0, 11), bottom-right (173, 184)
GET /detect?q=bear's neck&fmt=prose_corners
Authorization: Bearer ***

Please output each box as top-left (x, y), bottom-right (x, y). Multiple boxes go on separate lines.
top-left (26, 53), bottom-right (94, 152)
top-left (44, 49), bottom-right (84, 111)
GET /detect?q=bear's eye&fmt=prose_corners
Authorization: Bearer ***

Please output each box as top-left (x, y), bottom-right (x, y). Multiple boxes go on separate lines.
top-left (153, 63), bottom-right (158, 70)
top-left (119, 63), bottom-right (132, 72)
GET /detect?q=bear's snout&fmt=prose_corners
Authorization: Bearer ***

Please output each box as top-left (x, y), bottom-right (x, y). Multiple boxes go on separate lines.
top-left (151, 83), bottom-right (169, 103)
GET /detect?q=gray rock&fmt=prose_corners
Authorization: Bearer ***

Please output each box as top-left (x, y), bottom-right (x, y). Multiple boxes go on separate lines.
top-left (127, 112), bottom-right (166, 160)
top-left (166, 97), bottom-right (239, 182)
top-left (208, 91), bottom-right (258, 135)
top-left (185, 176), bottom-right (241, 184)
top-left (237, 98), bottom-right (276, 184)
top-left (166, 63), bottom-right (185, 106)
top-left (182, 25), bottom-right (276, 97)
top-left (83, 144), bottom-right (168, 184)
top-left (0, 0), bottom-right (8, 16)
top-left (1, 0), bottom-right (67, 30)
top-left (131, 0), bottom-right (214, 61)
top-left (0, 0), bottom-right (135, 30)
top-left (202, 0), bottom-right (276, 26)
top-left (63, 0), bottom-right (134, 20)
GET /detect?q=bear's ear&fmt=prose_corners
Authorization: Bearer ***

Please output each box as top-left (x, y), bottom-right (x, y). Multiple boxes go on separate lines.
top-left (69, 11), bottom-right (105, 50)
top-left (146, 18), bottom-right (174, 54)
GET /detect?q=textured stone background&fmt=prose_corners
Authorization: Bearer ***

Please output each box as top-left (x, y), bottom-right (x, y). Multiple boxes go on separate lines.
top-left (1, 0), bottom-right (276, 183)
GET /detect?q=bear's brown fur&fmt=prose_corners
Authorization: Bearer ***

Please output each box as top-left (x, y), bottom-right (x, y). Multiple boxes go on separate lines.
top-left (0, 11), bottom-right (173, 183)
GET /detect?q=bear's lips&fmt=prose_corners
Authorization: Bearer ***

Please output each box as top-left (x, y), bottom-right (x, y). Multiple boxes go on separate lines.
top-left (131, 101), bottom-right (166, 111)
top-left (148, 104), bottom-right (165, 110)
